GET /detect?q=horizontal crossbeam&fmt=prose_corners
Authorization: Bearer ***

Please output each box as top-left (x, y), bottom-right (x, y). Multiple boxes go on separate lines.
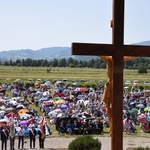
top-left (72, 43), bottom-right (114, 56)
top-left (72, 43), bottom-right (150, 57)
top-left (124, 45), bottom-right (150, 57)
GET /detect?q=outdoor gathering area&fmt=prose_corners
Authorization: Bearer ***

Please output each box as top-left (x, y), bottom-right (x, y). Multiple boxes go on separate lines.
top-left (0, 69), bottom-right (150, 149)
top-left (1, 0), bottom-right (150, 149)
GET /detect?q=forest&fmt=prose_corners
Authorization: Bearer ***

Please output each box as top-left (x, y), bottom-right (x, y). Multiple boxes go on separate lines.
top-left (1, 57), bottom-right (150, 70)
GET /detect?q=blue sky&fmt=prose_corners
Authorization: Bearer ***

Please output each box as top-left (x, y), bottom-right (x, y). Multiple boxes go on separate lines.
top-left (0, 0), bottom-right (150, 51)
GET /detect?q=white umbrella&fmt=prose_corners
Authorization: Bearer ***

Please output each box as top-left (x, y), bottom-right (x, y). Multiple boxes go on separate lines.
top-left (136, 104), bottom-right (145, 108)
top-left (77, 99), bottom-right (84, 105)
top-left (0, 110), bottom-right (5, 114)
top-left (43, 91), bottom-right (50, 97)
top-left (48, 111), bottom-right (57, 118)
top-left (84, 100), bottom-right (90, 106)
top-left (57, 113), bottom-right (63, 118)
top-left (16, 104), bottom-right (25, 109)
top-left (53, 108), bottom-right (62, 113)
top-left (8, 101), bottom-right (18, 106)
top-left (10, 97), bottom-right (21, 101)
top-left (0, 118), bottom-right (9, 123)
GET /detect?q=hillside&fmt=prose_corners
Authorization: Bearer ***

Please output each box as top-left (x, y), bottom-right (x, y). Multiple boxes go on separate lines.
top-left (0, 40), bottom-right (150, 62)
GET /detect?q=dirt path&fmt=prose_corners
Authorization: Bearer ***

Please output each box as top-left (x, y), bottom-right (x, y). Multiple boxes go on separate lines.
top-left (5, 136), bottom-right (150, 150)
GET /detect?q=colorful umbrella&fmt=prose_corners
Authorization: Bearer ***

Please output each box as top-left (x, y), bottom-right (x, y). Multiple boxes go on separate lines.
top-left (18, 109), bottom-right (29, 116)
top-left (129, 108), bottom-right (138, 114)
top-left (80, 87), bottom-right (88, 92)
top-left (0, 118), bottom-right (9, 123)
top-left (60, 104), bottom-right (68, 109)
top-left (48, 111), bottom-right (57, 118)
top-left (138, 114), bottom-right (147, 123)
top-left (7, 101), bottom-right (18, 106)
top-left (54, 99), bottom-right (64, 105)
top-left (16, 104), bottom-right (25, 109)
top-left (144, 107), bottom-right (150, 111)
top-left (19, 120), bottom-right (29, 126)
top-left (129, 102), bottom-right (135, 106)
top-left (43, 101), bottom-right (51, 105)
top-left (20, 114), bottom-right (31, 120)
top-left (34, 82), bottom-right (40, 88)
top-left (53, 97), bottom-right (61, 101)
top-left (38, 97), bottom-right (49, 103)
top-left (136, 104), bottom-right (145, 109)
top-left (6, 112), bottom-right (15, 118)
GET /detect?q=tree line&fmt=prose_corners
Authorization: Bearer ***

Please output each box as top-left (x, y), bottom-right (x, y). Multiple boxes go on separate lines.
top-left (1, 57), bottom-right (150, 70)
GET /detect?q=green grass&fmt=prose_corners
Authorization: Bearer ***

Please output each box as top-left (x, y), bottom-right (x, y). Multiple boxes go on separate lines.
top-left (0, 66), bottom-right (150, 84)
top-left (0, 66), bottom-right (106, 83)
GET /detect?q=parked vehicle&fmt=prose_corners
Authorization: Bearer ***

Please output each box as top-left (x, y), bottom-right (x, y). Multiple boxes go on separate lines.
top-left (35, 79), bottom-right (43, 84)
top-left (143, 81), bottom-right (150, 85)
top-left (133, 80), bottom-right (139, 84)
top-left (125, 80), bottom-right (131, 85)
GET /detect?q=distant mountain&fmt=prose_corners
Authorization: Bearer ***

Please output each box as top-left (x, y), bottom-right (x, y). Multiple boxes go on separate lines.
top-left (0, 47), bottom-right (72, 61)
top-left (0, 40), bottom-right (150, 62)
top-left (0, 46), bottom-right (99, 62)
top-left (132, 40), bottom-right (150, 45)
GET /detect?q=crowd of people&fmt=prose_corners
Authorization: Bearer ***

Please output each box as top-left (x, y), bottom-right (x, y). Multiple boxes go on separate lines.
top-left (0, 79), bottom-right (150, 149)
top-left (0, 82), bottom-right (51, 150)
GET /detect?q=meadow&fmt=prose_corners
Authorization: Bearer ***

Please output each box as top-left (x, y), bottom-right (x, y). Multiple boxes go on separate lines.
top-left (0, 66), bottom-right (150, 84)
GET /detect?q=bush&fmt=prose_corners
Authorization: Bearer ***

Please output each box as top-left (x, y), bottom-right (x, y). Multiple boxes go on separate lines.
top-left (68, 135), bottom-right (101, 150)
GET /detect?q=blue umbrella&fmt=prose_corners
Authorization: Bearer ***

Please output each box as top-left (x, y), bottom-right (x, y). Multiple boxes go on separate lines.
top-left (20, 114), bottom-right (31, 120)
top-left (38, 97), bottom-right (48, 103)
top-left (129, 102), bottom-right (135, 105)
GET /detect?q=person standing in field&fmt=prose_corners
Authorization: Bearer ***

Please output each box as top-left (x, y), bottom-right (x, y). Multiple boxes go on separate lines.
top-left (18, 125), bottom-right (25, 149)
top-left (29, 125), bottom-right (36, 149)
top-left (1, 126), bottom-right (9, 150)
top-left (38, 125), bottom-right (45, 148)
top-left (38, 115), bottom-right (46, 148)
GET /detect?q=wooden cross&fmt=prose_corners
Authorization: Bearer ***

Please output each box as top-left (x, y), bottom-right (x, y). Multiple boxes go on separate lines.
top-left (72, 0), bottom-right (150, 150)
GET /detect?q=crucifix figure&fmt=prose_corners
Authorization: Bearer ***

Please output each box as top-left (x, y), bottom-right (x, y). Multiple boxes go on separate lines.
top-left (72, 0), bottom-right (150, 150)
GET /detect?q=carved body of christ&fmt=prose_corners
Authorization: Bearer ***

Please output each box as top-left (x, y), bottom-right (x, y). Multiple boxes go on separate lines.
top-left (72, 0), bottom-right (150, 150)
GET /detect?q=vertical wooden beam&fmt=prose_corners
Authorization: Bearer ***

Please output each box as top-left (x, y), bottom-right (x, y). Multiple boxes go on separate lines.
top-left (112, 0), bottom-right (124, 45)
top-left (112, 51), bottom-right (123, 150)
top-left (111, 0), bottom-right (124, 150)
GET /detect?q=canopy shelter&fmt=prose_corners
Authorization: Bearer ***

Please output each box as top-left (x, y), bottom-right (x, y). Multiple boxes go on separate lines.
top-left (72, 1), bottom-right (150, 150)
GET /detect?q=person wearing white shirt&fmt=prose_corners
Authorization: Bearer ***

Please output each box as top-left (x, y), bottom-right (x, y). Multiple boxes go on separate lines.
top-left (18, 125), bottom-right (25, 149)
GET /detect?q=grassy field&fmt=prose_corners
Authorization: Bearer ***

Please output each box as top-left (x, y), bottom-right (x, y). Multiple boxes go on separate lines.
top-left (0, 66), bottom-right (150, 84)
